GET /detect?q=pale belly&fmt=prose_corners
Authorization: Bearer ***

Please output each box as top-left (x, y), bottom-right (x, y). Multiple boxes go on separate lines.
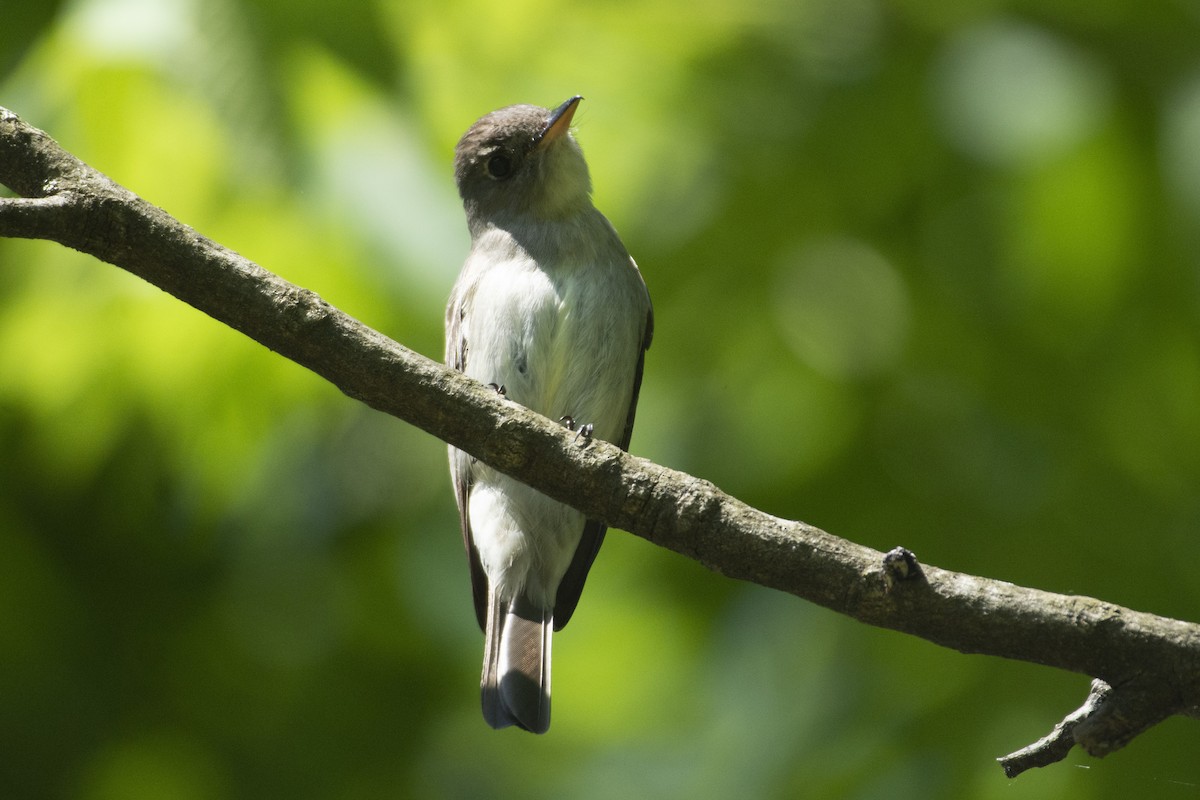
top-left (460, 258), bottom-right (642, 604)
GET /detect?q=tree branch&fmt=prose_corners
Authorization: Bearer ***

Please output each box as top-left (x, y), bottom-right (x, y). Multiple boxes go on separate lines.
top-left (2, 106), bottom-right (1197, 776)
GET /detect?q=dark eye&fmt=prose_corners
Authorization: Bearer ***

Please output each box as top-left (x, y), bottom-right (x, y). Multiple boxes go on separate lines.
top-left (486, 154), bottom-right (513, 180)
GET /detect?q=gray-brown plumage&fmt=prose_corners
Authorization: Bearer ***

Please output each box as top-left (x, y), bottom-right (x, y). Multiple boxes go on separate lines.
top-left (446, 96), bottom-right (652, 732)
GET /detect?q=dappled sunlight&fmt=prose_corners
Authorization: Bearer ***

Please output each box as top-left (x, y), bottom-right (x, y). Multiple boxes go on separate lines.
top-left (931, 20), bottom-right (1112, 168)
top-left (773, 235), bottom-right (911, 380)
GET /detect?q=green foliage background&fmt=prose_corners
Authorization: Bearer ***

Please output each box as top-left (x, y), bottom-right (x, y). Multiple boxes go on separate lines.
top-left (3, 0), bottom-right (1200, 797)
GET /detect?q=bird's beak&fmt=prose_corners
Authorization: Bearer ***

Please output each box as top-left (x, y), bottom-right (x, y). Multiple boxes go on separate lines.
top-left (538, 95), bottom-right (582, 148)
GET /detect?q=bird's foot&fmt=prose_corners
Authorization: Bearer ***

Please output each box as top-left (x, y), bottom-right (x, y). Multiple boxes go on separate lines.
top-left (559, 415), bottom-right (593, 445)
top-left (574, 423), bottom-right (594, 444)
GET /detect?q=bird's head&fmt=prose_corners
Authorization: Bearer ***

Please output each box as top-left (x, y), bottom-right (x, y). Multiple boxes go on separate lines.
top-left (454, 96), bottom-right (593, 233)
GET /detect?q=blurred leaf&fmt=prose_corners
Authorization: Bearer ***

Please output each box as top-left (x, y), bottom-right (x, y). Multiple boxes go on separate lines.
top-left (3, 1), bottom-right (1200, 798)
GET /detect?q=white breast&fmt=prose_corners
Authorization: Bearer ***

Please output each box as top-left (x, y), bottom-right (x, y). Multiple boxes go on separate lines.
top-left (452, 217), bottom-right (648, 604)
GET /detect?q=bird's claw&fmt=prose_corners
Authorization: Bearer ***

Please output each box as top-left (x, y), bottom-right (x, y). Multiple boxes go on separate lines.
top-left (486, 383), bottom-right (507, 397)
top-left (559, 416), bottom-right (594, 445)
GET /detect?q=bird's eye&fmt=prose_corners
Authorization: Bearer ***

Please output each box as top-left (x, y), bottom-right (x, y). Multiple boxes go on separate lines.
top-left (485, 154), bottom-right (513, 180)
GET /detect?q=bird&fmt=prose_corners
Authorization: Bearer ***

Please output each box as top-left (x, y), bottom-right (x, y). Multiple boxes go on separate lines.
top-left (445, 96), bottom-right (653, 733)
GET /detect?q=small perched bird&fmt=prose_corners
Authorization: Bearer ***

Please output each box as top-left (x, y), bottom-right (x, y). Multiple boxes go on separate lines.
top-left (446, 96), bottom-right (653, 733)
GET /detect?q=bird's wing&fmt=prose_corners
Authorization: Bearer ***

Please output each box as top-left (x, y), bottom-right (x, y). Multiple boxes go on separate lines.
top-left (447, 286), bottom-right (490, 633)
top-left (553, 304), bottom-right (653, 631)
top-left (618, 304), bottom-right (653, 452)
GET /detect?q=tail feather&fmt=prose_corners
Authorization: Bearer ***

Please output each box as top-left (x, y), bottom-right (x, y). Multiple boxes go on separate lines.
top-left (481, 592), bottom-right (552, 733)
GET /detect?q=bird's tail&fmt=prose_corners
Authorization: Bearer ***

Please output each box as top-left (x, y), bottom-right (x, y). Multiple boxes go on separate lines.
top-left (481, 591), bottom-right (552, 733)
